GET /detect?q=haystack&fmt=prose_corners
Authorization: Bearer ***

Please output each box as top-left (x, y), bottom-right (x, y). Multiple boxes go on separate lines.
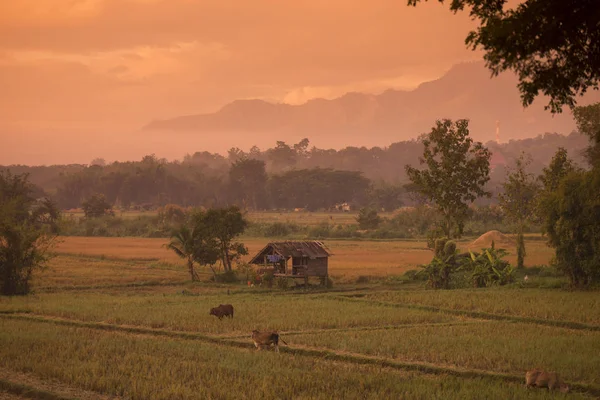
top-left (469, 230), bottom-right (516, 249)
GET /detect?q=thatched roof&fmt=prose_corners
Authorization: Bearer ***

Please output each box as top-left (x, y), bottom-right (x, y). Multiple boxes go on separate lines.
top-left (249, 241), bottom-right (331, 264)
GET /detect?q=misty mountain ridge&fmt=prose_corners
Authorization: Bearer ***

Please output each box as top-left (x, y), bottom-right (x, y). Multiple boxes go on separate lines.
top-left (144, 61), bottom-right (600, 145)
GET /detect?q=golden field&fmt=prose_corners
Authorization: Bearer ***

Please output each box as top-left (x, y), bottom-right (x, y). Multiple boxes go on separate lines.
top-left (52, 235), bottom-right (554, 282)
top-left (2, 234), bottom-right (597, 400)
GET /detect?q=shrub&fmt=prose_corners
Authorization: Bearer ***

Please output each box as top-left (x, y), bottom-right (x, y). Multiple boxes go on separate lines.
top-left (275, 277), bottom-right (289, 289)
top-left (214, 271), bottom-right (239, 283)
top-left (82, 193), bottom-right (114, 218)
top-left (356, 208), bottom-right (382, 229)
top-left (308, 222), bottom-right (331, 239)
top-left (419, 239), bottom-right (460, 289)
top-left (262, 271), bottom-right (274, 288)
top-left (157, 204), bottom-right (187, 225)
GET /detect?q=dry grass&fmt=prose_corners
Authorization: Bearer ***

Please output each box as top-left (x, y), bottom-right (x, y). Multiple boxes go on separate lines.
top-left (0, 319), bottom-right (584, 400)
top-left (364, 289), bottom-right (600, 325)
top-left (0, 234), bottom-right (596, 400)
top-left (33, 255), bottom-right (185, 288)
top-left (290, 321), bottom-right (600, 384)
top-left (53, 236), bottom-right (555, 282)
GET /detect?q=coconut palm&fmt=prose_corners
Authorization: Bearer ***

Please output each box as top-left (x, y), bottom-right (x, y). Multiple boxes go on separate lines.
top-left (165, 222), bottom-right (221, 281)
top-left (165, 226), bottom-right (200, 281)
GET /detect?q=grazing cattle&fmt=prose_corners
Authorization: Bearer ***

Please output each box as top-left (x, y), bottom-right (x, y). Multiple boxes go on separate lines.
top-left (525, 369), bottom-right (569, 393)
top-left (209, 304), bottom-right (234, 320)
top-left (251, 330), bottom-right (287, 352)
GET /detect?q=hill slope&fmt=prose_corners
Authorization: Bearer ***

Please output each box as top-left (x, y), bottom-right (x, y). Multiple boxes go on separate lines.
top-left (144, 61), bottom-right (599, 146)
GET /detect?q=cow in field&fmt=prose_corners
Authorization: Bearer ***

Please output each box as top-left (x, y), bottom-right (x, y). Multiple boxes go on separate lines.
top-left (251, 330), bottom-right (287, 352)
top-left (210, 304), bottom-right (234, 320)
top-left (525, 369), bottom-right (569, 393)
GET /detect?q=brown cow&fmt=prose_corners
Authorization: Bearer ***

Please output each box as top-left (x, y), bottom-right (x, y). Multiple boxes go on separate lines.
top-left (209, 304), bottom-right (234, 320)
top-left (251, 330), bottom-right (287, 352)
top-left (525, 369), bottom-right (569, 393)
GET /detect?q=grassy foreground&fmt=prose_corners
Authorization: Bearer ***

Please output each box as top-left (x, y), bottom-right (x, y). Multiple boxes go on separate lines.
top-left (0, 319), bottom-right (583, 400)
top-left (0, 236), bottom-right (598, 399)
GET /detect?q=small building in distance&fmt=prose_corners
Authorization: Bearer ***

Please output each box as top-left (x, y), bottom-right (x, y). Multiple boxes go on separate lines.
top-left (249, 241), bottom-right (331, 280)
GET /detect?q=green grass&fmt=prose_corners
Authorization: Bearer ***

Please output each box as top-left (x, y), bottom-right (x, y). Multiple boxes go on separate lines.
top-left (290, 321), bottom-right (600, 385)
top-left (363, 289), bottom-right (600, 325)
top-left (0, 319), bottom-right (583, 400)
top-left (0, 291), bottom-right (457, 335)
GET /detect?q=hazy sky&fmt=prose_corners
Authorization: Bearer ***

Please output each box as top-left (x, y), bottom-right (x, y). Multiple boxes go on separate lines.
top-left (1, 0), bottom-right (483, 164)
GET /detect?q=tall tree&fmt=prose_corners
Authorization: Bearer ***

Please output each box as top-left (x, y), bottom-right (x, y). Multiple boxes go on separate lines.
top-left (267, 141), bottom-right (297, 171)
top-left (1, 171), bottom-right (60, 295)
top-left (228, 158), bottom-right (268, 210)
top-left (537, 106), bottom-right (600, 287)
top-left (405, 119), bottom-right (491, 238)
top-left (498, 153), bottom-right (539, 268)
top-left (539, 170), bottom-right (600, 286)
top-left (408, 0), bottom-right (600, 113)
top-left (573, 103), bottom-right (600, 167)
top-left (538, 147), bottom-right (577, 192)
top-left (192, 207), bottom-right (248, 272)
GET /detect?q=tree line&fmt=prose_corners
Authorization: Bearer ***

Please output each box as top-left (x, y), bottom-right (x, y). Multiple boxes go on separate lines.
top-left (0, 131), bottom-right (589, 213)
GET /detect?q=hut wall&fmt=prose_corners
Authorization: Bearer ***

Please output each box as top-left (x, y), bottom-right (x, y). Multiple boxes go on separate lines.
top-left (306, 257), bottom-right (328, 277)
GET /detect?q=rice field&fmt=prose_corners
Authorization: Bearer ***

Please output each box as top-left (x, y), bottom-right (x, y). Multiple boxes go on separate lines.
top-left (1, 236), bottom-right (598, 399)
top-left (0, 320), bottom-right (582, 400)
top-left (51, 235), bottom-right (554, 282)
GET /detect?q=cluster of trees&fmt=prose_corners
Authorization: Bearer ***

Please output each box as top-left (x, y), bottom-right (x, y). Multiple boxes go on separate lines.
top-left (2, 132), bottom-right (589, 214)
top-left (53, 156), bottom-right (380, 212)
top-left (406, 106), bottom-right (600, 287)
top-left (0, 171), bottom-right (60, 295)
top-left (537, 104), bottom-right (600, 287)
top-left (165, 206), bottom-right (248, 281)
top-left (404, 0), bottom-right (600, 288)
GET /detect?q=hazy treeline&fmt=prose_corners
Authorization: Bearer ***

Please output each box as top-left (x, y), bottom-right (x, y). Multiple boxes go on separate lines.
top-left (1, 131), bottom-right (588, 211)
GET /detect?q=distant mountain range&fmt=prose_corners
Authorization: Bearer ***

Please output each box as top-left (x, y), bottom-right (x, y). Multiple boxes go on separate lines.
top-left (143, 61), bottom-right (600, 146)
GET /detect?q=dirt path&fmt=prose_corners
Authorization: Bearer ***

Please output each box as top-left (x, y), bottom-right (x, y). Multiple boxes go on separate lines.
top-left (0, 367), bottom-right (119, 400)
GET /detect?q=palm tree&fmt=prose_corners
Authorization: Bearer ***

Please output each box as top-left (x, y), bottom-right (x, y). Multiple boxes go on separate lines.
top-left (165, 226), bottom-right (200, 281)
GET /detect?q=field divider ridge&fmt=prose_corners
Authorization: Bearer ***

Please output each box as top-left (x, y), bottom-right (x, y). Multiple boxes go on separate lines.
top-left (0, 377), bottom-right (77, 400)
top-left (2, 312), bottom-right (599, 397)
top-left (36, 280), bottom-right (189, 293)
top-left (221, 320), bottom-right (490, 339)
top-left (332, 295), bottom-right (600, 331)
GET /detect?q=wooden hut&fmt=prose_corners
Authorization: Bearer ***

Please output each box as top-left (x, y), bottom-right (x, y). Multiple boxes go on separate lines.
top-left (249, 241), bottom-right (331, 280)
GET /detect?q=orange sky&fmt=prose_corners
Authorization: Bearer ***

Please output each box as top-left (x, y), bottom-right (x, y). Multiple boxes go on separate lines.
top-left (1, 0), bottom-right (483, 165)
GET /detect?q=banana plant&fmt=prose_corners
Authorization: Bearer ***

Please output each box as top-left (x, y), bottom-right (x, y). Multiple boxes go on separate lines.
top-left (463, 247), bottom-right (514, 287)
